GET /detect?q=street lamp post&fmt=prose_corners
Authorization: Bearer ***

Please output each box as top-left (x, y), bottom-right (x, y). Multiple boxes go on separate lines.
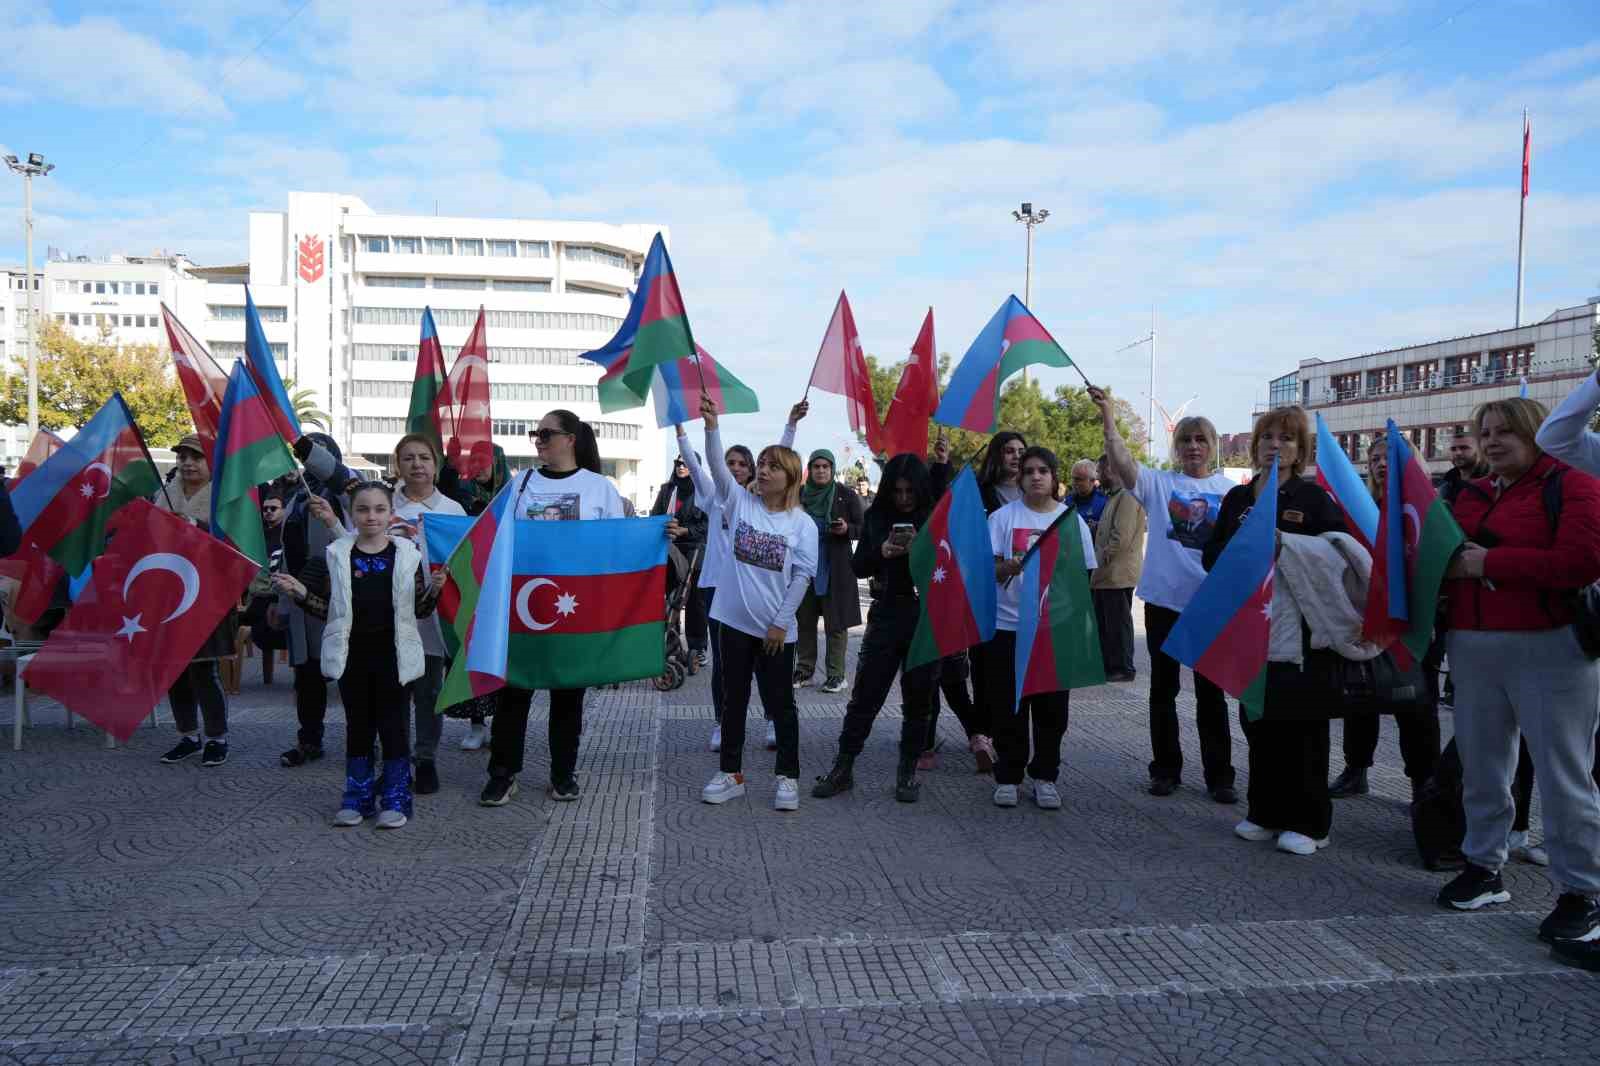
top-left (4, 152), bottom-right (54, 435)
top-left (1012, 202), bottom-right (1049, 386)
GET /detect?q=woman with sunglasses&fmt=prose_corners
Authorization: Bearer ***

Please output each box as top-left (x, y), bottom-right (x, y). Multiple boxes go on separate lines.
top-left (480, 410), bottom-right (626, 807)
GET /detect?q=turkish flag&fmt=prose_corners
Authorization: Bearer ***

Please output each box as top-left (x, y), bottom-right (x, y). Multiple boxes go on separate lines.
top-left (881, 308), bottom-right (940, 459)
top-left (24, 499), bottom-right (259, 740)
top-left (807, 291), bottom-right (885, 455)
top-left (0, 540), bottom-right (66, 626)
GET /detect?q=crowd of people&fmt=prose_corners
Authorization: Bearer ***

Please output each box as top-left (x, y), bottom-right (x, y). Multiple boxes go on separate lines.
top-left (6, 367), bottom-right (1600, 974)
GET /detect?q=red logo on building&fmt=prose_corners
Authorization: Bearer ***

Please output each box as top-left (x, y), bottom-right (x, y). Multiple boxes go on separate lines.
top-left (297, 235), bottom-right (325, 284)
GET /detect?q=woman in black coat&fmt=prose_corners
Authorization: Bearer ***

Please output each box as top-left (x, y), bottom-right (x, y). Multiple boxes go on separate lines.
top-left (793, 447), bottom-right (863, 693)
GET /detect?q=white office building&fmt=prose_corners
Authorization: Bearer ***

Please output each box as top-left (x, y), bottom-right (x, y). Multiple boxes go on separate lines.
top-left (3, 192), bottom-right (671, 505)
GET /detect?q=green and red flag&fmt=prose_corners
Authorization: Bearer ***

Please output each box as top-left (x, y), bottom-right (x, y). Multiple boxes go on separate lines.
top-left (581, 232), bottom-right (697, 384)
top-left (1015, 506), bottom-right (1105, 702)
top-left (9, 393), bottom-right (163, 576)
top-left (934, 295), bottom-right (1075, 433)
top-left (424, 506), bottom-right (669, 701)
top-left (1363, 420), bottom-right (1465, 662)
top-left (211, 363), bottom-right (297, 566)
top-left (407, 306), bottom-right (453, 457)
top-left (907, 467), bottom-right (998, 670)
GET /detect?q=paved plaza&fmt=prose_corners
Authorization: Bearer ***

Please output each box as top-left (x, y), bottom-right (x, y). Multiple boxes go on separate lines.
top-left (3, 617), bottom-right (1598, 1065)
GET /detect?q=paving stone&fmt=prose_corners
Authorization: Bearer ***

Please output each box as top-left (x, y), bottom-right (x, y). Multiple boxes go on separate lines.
top-left (931, 935), bottom-right (1100, 999)
top-left (481, 949), bottom-right (641, 1025)
top-left (312, 951), bottom-right (492, 1028)
top-left (0, 967), bottom-right (178, 1043)
top-left (638, 1010), bottom-right (815, 1065)
top-left (126, 959), bottom-right (340, 1037)
top-left (642, 941), bottom-right (799, 1012)
top-left (791, 941), bottom-right (950, 1007)
top-left (806, 1004), bottom-right (991, 1066)
top-left (462, 1019), bottom-right (637, 1066)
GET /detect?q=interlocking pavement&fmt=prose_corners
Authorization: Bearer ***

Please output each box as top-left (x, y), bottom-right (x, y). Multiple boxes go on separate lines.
top-left (2, 615), bottom-right (1597, 1064)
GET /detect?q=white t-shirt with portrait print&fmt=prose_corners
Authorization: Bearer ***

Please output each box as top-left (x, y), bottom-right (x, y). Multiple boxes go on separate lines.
top-left (509, 467), bottom-right (626, 523)
top-left (987, 499), bottom-right (1097, 632)
top-left (709, 484), bottom-right (819, 642)
top-left (1131, 465), bottom-right (1238, 611)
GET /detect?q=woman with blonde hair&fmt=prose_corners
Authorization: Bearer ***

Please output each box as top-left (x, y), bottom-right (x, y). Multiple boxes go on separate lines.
top-left (697, 395), bottom-right (818, 812)
top-left (1438, 396), bottom-right (1600, 956)
top-left (1091, 387), bottom-right (1240, 802)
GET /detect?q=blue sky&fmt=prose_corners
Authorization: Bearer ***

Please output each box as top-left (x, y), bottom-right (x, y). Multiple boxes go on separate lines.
top-left (2, 0), bottom-right (1598, 456)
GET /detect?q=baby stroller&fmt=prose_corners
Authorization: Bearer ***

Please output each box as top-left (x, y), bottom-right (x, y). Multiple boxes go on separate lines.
top-left (656, 542), bottom-right (703, 692)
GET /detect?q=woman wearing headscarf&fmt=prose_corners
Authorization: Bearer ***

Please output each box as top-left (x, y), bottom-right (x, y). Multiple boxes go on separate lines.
top-left (793, 447), bottom-right (863, 694)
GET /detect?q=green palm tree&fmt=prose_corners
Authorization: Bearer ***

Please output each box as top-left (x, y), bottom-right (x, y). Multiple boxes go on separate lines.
top-left (282, 378), bottom-right (330, 431)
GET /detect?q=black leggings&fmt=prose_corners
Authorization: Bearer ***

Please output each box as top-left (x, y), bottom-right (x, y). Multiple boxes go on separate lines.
top-left (490, 686), bottom-right (585, 782)
top-left (718, 626), bottom-right (799, 778)
top-left (337, 637), bottom-right (409, 761)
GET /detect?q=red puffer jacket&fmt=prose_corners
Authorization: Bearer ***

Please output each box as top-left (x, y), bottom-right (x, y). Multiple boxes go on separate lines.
top-left (1446, 454), bottom-right (1600, 632)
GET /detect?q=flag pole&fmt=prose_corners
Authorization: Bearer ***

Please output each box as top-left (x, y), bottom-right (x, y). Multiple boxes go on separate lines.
top-left (1515, 109), bottom-right (1529, 327)
top-left (116, 392), bottom-right (178, 514)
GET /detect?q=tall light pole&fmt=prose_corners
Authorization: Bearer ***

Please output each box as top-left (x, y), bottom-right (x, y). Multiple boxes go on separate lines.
top-left (5, 152), bottom-right (54, 435)
top-left (1012, 202), bottom-right (1049, 386)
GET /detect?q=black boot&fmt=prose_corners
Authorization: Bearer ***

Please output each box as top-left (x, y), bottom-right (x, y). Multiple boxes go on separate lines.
top-left (812, 753), bottom-right (855, 798)
top-left (895, 753), bottom-right (920, 803)
top-left (1328, 766), bottom-right (1369, 798)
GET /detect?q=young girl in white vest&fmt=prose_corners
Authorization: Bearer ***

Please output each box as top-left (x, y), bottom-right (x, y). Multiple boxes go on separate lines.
top-left (275, 482), bottom-right (445, 828)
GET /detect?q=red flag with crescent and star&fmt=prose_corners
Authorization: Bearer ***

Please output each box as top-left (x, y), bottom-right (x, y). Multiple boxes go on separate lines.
top-left (24, 499), bottom-right (260, 740)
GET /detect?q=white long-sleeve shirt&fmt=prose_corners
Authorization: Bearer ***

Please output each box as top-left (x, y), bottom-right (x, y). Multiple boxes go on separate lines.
top-left (676, 420), bottom-right (798, 591)
top-left (1535, 370), bottom-right (1600, 478)
top-left (702, 425), bottom-right (816, 641)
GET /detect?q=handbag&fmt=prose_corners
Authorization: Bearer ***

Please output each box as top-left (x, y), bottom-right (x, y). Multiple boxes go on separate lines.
top-left (1266, 647), bottom-right (1427, 719)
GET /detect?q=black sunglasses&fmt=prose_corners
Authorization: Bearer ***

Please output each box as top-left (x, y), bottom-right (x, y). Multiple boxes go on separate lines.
top-left (530, 428), bottom-right (573, 443)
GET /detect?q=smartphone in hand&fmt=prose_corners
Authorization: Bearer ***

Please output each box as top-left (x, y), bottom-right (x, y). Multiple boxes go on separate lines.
top-left (891, 523), bottom-right (915, 546)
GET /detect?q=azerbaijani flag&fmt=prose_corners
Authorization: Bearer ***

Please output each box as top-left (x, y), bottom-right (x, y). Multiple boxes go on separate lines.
top-left (407, 306), bottom-right (453, 455)
top-left (1163, 458), bottom-right (1277, 718)
top-left (212, 363), bottom-right (298, 566)
top-left (243, 285), bottom-right (302, 444)
top-left (1362, 421), bottom-right (1464, 661)
top-left (1314, 413), bottom-right (1377, 550)
top-left (934, 295), bottom-right (1074, 433)
top-left (906, 468), bottom-right (997, 670)
top-left (647, 346), bottom-right (759, 427)
top-left (426, 508), bottom-right (669, 696)
top-left (11, 393), bottom-right (162, 576)
top-left (1015, 509), bottom-right (1104, 703)
top-left (581, 232), bottom-right (697, 384)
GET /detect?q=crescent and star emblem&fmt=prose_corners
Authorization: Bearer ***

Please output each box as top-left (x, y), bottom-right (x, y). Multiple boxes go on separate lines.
top-left (79, 461), bottom-right (113, 500)
top-left (117, 552), bottom-right (202, 641)
top-left (933, 538), bottom-right (952, 583)
top-left (515, 578), bottom-right (580, 631)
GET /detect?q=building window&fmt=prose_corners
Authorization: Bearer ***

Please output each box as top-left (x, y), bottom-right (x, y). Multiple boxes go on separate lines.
top-left (1330, 373), bottom-right (1360, 401)
top-left (54, 280), bottom-right (66, 294)
top-left (361, 236), bottom-right (390, 254)
top-left (1450, 353), bottom-right (1481, 385)
top-left (1365, 367), bottom-right (1397, 395)
top-left (352, 306), bottom-right (622, 332)
top-left (364, 275), bottom-right (427, 288)
top-left (392, 236), bottom-right (421, 254)
top-left (81, 281), bottom-right (92, 294)
top-left (95, 282), bottom-right (106, 294)
top-left (426, 237), bottom-right (453, 256)
top-left (68, 313), bottom-right (79, 326)
top-left (566, 283), bottom-right (624, 298)
top-left (456, 238), bottom-right (484, 257)
top-left (432, 277), bottom-right (487, 290)
top-left (210, 304), bottom-right (288, 323)
top-left (493, 279), bottom-right (551, 293)
top-left (564, 244), bottom-right (630, 270)
top-left (519, 241), bottom-right (550, 258)
top-left (150, 282), bottom-right (159, 297)
top-left (211, 340), bottom-right (288, 360)
top-left (352, 416), bottom-right (408, 435)
top-left (489, 240), bottom-right (517, 257)
top-left (1403, 360), bottom-right (1439, 391)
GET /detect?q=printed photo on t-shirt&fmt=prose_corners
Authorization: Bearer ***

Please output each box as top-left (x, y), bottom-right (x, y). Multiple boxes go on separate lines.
top-left (733, 520), bottom-right (789, 572)
top-left (1010, 527), bottom-right (1045, 558)
top-left (526, 493), bottom-right (580, 521)
top-left (1165, 491), bottom-right (1221, 550)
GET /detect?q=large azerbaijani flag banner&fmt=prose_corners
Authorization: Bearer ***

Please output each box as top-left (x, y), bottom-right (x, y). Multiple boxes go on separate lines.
top-left (1162, 458), bottom-right (1278, 718)
top-left (934, 295), bottom-right (1075, 433)
top-left (906, 468), bottom-right (997, 670)
top-left (1015, 508), bottom-right (1105, 702)
top-left (1362, 420), bottom-right (1464, 661)
top-left (424, 503), bottom-right (669, 703)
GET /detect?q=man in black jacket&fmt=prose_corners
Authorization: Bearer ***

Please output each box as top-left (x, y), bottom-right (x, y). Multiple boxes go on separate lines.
top-left (1437, 428), bottom-right (1490, 505)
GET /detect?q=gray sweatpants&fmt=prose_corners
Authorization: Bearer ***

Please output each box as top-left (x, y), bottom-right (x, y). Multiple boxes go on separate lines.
top-left (411, 655), bottom-right (446, 763)
top-left (1449, 628), bottom-right (1600, 896)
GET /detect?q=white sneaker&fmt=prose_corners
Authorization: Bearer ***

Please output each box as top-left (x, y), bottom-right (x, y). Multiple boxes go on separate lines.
top-left (460, 723), bottom-right (487, 751)
top-left (993, 784), bottom-right (1019, 808)
top-left (375, 809), bottom-right (407, 830)
top-left (1029, 778), bottom-right (1061, 810)
top-left (1276, 831), bottom-right (1330, 856)
top-left (764, 720), bottom-right (777, 750)
top-left (774, 776), bottom-right (800, 811)
top-left (709, 725), bottom-right (722, 752)
top-left (1509, 831), bottom-right (1550, 866)
top-left (702, 772), bottom-right (745, 805)
top-left (1234, 819), bottom-right (1274, 842)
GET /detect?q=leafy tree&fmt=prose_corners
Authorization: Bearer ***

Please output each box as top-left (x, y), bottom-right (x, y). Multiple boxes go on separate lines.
top-left (282, 378), bottom-right (330, 430)
top-left (0, 322), bottom-right (189, 446)
top-left (860, 352), bottom-right (1148, 470)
